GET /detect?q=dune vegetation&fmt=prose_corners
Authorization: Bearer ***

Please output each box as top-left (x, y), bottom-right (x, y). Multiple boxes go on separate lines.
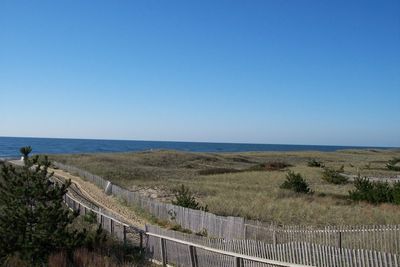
top-left (51, 149), bottom-right (400, 226)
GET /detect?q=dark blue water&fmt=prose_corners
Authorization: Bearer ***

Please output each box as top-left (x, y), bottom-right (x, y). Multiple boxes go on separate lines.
top-left (0, 136), bottom-right (394, 158)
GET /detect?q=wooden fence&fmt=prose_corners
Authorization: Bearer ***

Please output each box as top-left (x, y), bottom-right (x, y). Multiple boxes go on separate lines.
top-left (63, 190), bottom-right (311, 267)
top-left (63, 193), bottom-right (145, 247)
top-left (62, 192), bottom-right (400, 267)
top-left (146, 225), bottom-right (400, 267)
top-left (148, 231), bottom-right (312, 267)
top-left (54, 162), bottom-right (400, 255)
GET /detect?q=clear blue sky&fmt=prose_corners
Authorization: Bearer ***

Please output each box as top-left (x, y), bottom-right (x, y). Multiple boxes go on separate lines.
top-left (1, 0), bottom-right (399, 147)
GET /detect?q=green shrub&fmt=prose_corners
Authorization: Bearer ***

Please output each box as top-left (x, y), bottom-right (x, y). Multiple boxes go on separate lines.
top-left (386, 158), bottom-right (400, 171)
top-left (0, 148), bottom-right (88, 265)
top-left (83, 211), bottom-right (98, 224)
top-left (349, 177), bottom-right (374, 202)
top-left (349, 177), bottom-right (399, 204)
top-left (307, 159), bottom-right (324, 168)
top-left (322, 168), bottom-right (348, 184)
top-left (387, 165), bottom-right (400, 171)
top-left (393, 182), bottom-right (400, 205)
top-left (280, 171), bottom-right (312, 194)
top-left (372, 182), bottom-right (393, 203)
top-left (172, 185), bottom-right (208, 211)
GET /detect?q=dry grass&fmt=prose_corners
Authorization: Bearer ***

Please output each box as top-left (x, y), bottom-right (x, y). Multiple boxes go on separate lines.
top-left (51, 149), bottom-right (400, 226)
top-left (47, 248), bottom-right (149, 267)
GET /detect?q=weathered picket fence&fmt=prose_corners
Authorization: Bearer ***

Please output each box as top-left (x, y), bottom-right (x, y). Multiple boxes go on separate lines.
top-left (146, 225), bottom-right (400, 267)
top-left (63, 191), bottom-right (311, 267)
top-left (63, 193), bottom-right (145, 247)
top-left (54, 162), bottom-right (400, 255)
top-left (64, 193), bottom-right (400, 267)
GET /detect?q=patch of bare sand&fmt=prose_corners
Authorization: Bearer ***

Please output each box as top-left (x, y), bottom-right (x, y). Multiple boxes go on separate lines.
top-left (52, 168), bottom-right (146, 228)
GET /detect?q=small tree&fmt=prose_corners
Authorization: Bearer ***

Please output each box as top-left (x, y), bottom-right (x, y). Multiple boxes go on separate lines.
top-left (349, 176), bottom-right (396, 205)
top-left (307, 159), bottom-right (324, 168)
top-left (393, 182), bottom-right (400, 205)
top-left (280, 171), bottom-right (312, 194)
top-left (387, 158), bottom-right (400, 171)
top-left (0, 147), bottom-right (86, 265)
top-left (19, 146), bottom-right (32, 161)
top-left (322, 168), bottom-right (348, 184)
top-left (172, 185), bottom-right (208, 211)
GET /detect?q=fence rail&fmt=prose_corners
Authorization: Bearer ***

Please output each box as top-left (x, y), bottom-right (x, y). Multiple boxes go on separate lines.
top-left (147, 232), bottom-right (311, 267)
top-left (146, 225), bottom-right (400, 267)
top-left (53, 162), bottom-right (400, 255)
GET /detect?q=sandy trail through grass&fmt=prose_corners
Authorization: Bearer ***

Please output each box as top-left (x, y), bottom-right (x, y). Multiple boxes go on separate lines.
top-left (52, 168), bottom-right (146, 229)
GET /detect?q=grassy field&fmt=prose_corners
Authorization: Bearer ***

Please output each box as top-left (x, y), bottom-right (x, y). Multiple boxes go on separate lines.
top-left (51, 149), bottom-right (400, 226)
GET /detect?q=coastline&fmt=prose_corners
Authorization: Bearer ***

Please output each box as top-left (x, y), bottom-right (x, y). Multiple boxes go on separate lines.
top-left (0, 136), bottom-right (396, 158)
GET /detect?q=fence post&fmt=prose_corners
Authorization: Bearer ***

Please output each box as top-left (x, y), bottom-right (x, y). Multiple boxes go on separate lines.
top-left (337, 231), bottom-right (342, 249)
top-left (160, 238), bottom-right (167, 266)
top-left (100, 214), bottom-right (103, 228)
top-left (110, 219), bottom-right (114, 234)
top-left (123, 225), bottom-right (127, 245)
top-left (140, 232), bottom-right (143, 249)
top-left (273, 230), bottom-right (277, 246)
top-left (234, 257), bottom-right (244, 267)
top-left (189, 245), bottom-right (198, 267)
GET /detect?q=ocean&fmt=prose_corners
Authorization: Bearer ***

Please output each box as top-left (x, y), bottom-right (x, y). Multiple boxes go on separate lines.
top-left (0, 136), bottom-right (393, 158)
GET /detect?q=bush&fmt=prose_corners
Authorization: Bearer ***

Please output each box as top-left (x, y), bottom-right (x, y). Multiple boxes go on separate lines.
top-left (372, 182), bottom-right (394, 203)
top-left (47, 245), bottom-right (148, 267)
top-left (280, 171), bottom-right (312, 194)
top-left (307, 159), bottom-right (324, 168)
top-left (386, 158), bottom-right (400, 171)
top-left (83, 211), bottom-right (98, 224)
top-left (393, 182), bottom-right (400, 205)
top-left (172, 185), bottom-right (208, 211)
top-left (0, 148), bottom-right (88, 265)
top-left (322, 168), bottom-right (348, 184)
top-left (349, 177), bottom-right (374, 202)
top-left (349, 177), bottom-right (400, 205)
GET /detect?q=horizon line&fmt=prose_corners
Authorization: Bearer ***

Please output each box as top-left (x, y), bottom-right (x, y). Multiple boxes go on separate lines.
top-left (0, 135), bottom-right (397, 149)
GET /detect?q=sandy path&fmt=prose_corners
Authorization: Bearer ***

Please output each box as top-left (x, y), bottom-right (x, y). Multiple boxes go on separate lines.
top-left (51, 168), bottom-right (146, 229)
